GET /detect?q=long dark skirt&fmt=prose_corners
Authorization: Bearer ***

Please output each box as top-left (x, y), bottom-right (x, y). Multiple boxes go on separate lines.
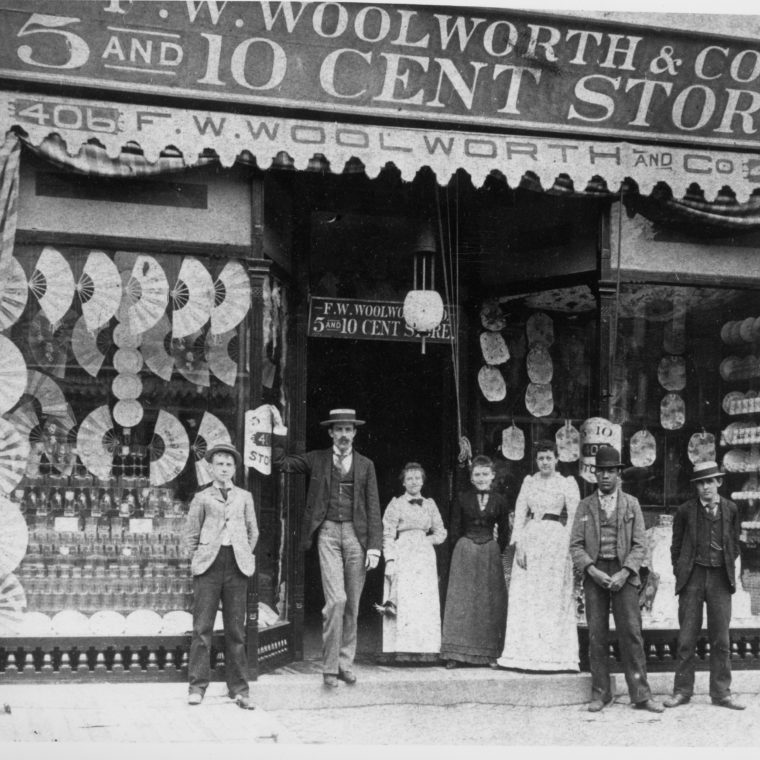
top-left (440, 537), bottom-right (508, 664)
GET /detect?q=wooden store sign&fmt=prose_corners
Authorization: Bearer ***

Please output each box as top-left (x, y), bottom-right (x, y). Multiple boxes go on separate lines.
top-left (4, 2), bottom-right (760, 149)
top-left (308, 297), bottom-right (453, 343)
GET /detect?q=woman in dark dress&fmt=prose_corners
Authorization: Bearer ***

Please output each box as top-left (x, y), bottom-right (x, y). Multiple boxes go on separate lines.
top-left (440, 455), bottom-right (510, 668)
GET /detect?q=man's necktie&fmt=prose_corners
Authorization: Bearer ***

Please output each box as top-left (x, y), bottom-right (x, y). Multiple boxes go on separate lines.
top-left (219, 487), bottom-right (229, 501)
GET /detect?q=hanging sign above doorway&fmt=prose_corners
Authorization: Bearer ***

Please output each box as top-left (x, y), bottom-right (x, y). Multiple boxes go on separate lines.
top-left (308, 297), bottom-right (453, 344)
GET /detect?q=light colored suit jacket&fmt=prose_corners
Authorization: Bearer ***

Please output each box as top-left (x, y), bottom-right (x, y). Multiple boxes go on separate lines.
top-left (183, 483), bottom-right (259, 577)
top-left (569, 489), bottom-right (647, 587)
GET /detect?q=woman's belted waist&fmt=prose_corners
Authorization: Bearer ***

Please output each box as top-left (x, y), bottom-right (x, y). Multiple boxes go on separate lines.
top-left (527, 510), bottom-right (562, 523)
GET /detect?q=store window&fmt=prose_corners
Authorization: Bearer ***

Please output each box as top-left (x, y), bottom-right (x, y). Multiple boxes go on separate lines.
top-left (1, 244), bottom-right (252, 637)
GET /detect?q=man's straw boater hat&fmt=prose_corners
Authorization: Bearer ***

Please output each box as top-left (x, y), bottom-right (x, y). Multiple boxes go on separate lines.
top-left (690, 461), bottom-right (723, 482)
top-left (320, 409), bottom-right (365, 427)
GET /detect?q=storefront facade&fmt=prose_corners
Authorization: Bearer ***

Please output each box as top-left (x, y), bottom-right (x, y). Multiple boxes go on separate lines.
top-left (2, 2), bottom-right (760, 680)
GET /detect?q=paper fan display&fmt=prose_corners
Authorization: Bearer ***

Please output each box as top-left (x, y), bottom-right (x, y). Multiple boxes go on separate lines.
top-left (0, 495), bottom-right (28, 578)
top-left (140, 315), bottom-right (173, 381)
top-left (71, 316), bottom-right (111, 377)
top-left (51, 610), bottom-right (89, 635)
top-left (125, 608), bottom-right (163, 635)
top-left (113, 400), bottom-right (144, 429)
top-left (630, 429), bottom-right (656, 468)
top-left (657, 355), bottom-right (686, 391)
top-left (29, 246), bottom-right (75, 325)
top-left (0, 257), bottom-right (28, 331)
top-left (171, 257), bottom-right (214, 339)
top-left (480, 300), bottom-right (505, 332)
top-left (25, 370), bottom-right (69, 419)
top-left (526, 312), bottom-right (554, 347)
top-left (206, 330), bottom-right (238, 386)
top-left (89, 610), bottom-right (126, 635)
top-left (660, 393), bottom-right (685, 430)
top-left (526, 344), bottom-right (553, 384)
top-left (0, 418), bottom-right (30, 494)
top-left (171, 331), bottom-right (210, 387)
top-left (29, 311), bottom-right (73, 379)
top-left (76, 405), bottom-right (117, 481)
top-left (526, 383), bottom-right (554, 417)
top-left (211, 260), bottom-right (251, 335)
top-left (480, 332), bottom-right (509, 366)
top-left (0, 573), bottom-right (26, 635)
top-left (117, 254), bottom-right (169, 334)
top-left (501, 424), bottom-right (525, 461)
top-left (478, 366), bottom-right (506, 403)
top-left (161, 610), bottom-right (192, 635)
top-left (688, 431), bottom-right (716, 465)
top-left (193, 412), bottom-right (232, 485)
top-left (7, 402), bottom-right (38, 440)
top-left (556, 421), bottom-right (580, 462)
top-left (77, 250), bottom-right (122, 331)
top-left (0, 337), bottom-right (26, 415)
top-left (150, 410), bottom-right (190, 485)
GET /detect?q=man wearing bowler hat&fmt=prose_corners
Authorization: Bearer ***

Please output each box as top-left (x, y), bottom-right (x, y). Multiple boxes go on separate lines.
top-left (183, 442), bottom-right (258, 709)
top-left (270, 407), bottom-right (382, 687)
top-left (663, 460), bottom-right (744, 710)
top-left (570, 446), bottom-right (663, 713)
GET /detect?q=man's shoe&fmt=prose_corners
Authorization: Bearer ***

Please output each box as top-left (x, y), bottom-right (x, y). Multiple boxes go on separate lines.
top-left (234, 694), bottom-right (255, 710)
top-left (712, 696), bottom-right (746, 710)
top-left (323, 674), bottom-right (340, 688)
top-left (663, 693), bottom-right (690, 708)
top-left (445, 660), bottom-right (458, 670)
top-left (634, 698), bottom-right (665, 714)
top-left (587, 697), bottom-right (612, 713)
top-left (337, 669), bottom-right (357, 685)
top-left (187, 692), bottom-right (203, 706)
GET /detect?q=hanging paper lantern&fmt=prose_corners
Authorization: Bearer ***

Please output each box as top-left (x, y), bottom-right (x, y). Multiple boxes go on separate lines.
top-left (403, 290), bottom-right (444, 334)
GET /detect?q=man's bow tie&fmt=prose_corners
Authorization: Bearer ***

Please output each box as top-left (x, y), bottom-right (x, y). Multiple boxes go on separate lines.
top-left (409, 498), bottom-right (423, 506)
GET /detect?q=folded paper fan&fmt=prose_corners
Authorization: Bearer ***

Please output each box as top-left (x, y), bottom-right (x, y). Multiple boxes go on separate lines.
top-left (117, 254), bottom-right (169, 334)
top-left (78, 250), bottom-right (122, 331)
top-left (688, 431), bottom-right (716, 465)
top-left (0, 495), bottom-right (29, 576)
top-left (480, 331), bottom-right (509, 366)
top-left (193, 411), bottom-right (232, 485)
top-left (28, 246), bottom-right (75, 325)
top-left (171, 331), bottom-right (210, 387)
top-left (76, 405), bottom-right (117, 481)
top-left (171, 257), bottom-right (214, 339)
top-left (0, 337), bottom-right (26, 415)
top-left (556, 421), bottom-right (580, 462)
top-left (477, 366), bottom-right (506, 403)
top-left (0, 573), bottom-right (26, 635)
top-left (29, 310), bottom-right (73, 379)
top-left (150, 410), bottom-right (189, 485)
top-left (525, 382), bottom-right (554, 417)
top-left (206, 330), bottom-right (238, 386)
top-left (0, 418), bottom-right (30, 494)
top-left (630, 429), bottom-right (656, 468)
top-left (526, 312), bottom-right (554, 347)
top-left (660, 393), bottom-right (685, 430)
top-left (140, 315), bottom-right (173, 381)
top-left (501, 424), bottom-right (525, 461)
top-left (71, 316), bottom-right (111, 377)
top-left (0, 257), bottom-right (28, 331)
top-left (25, 370), bottom-right (69, 419)
top-left (211, 260), bottom-right (251, 335)
top-left (6, 402), bottom-right (39, 440)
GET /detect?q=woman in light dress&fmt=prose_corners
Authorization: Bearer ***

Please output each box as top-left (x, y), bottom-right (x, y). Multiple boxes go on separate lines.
top-left (378, 462), bottom-right (447, 662)
top-left (498, 440), bottom-right (581, 671)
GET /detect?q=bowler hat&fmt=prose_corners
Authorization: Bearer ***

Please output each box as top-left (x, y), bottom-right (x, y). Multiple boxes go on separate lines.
top-left (205, 442), bottom-right (242, 466)
top-left (320, 408), bottom-right (365, 427)
top-left (595, 446), bottom-right (624, 469)
top-left (690, 460), bottom-right (723, 482)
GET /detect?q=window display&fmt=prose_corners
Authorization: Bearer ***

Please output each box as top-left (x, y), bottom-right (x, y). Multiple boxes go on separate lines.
top-left (0, 244), bottom-right (252, 636)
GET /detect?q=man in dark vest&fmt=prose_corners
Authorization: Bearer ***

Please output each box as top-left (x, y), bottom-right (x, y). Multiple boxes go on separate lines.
top-left (570, 446), bottom-right (663, 713)
top-left (270, 407), bottom-right (382, 688)
top-left (664, 460), bottom-right (745, 710)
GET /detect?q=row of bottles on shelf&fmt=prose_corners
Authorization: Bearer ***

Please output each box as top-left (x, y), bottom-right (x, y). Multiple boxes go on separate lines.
top-left (23, 529), bottom-right (189, 560)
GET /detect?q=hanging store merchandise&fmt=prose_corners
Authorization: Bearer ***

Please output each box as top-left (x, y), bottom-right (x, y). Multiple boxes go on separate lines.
top-left (76, 251), bottom-right (122, 331)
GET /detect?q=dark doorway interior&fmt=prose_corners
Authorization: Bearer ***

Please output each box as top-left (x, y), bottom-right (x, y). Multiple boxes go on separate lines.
top-left (303, 337), bottom-right (453, 630)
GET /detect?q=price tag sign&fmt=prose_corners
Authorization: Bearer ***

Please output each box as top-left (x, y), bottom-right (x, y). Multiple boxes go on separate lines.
top-left (244, 406), bottom-right (272, 475)
top-left (129, 518), bottom-right (154, 534)
top-left (54, 516), bottom-right (80, 533)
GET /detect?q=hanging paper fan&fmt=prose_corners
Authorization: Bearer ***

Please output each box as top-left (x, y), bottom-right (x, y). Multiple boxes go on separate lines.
top-left (171, 331), bottom-right (209, 387)
top-left (0, 494), bottom-right (29, 576)
top-left (117, 254), bottom-right (169, 334)
top-left (0, 573), bottom-right (26, 635)
top-left (171, 257), bottom-right (214, 339)
top-left (28, 246), bottom-right (75, 325)
top-left (25, 370), bottom-right (69, 419)
top-left (76, 405), bottom-right (117, 481)
top-left (211, 260), bottom-right (251, 335)
top-left (29, 310), bottom-right (73, 379)
top-left (206, 330), bottom-right (238, 386)
top-left (0, 257), bottom-right (28, 331)
top-left (0, 418), bottom-right (30, 494)
top-left (0, 337), bottom-right (26, 415)
top-left (140, 314), bottom-right (173, 381)
top-left (193, 411), bottom-right (232, 485)
top-left (71, 316), bottom-right (111, 377)
top-left (6, 402), bottom-right (39, 440)
top-left (150, 410), bottom-right (189, 485)
top-left (77, 250), bottom-right (122, 331)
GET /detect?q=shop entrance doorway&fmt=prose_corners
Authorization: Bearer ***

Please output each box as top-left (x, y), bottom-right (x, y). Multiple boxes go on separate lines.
top-left (303, 337), bottom-right (454, 651)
